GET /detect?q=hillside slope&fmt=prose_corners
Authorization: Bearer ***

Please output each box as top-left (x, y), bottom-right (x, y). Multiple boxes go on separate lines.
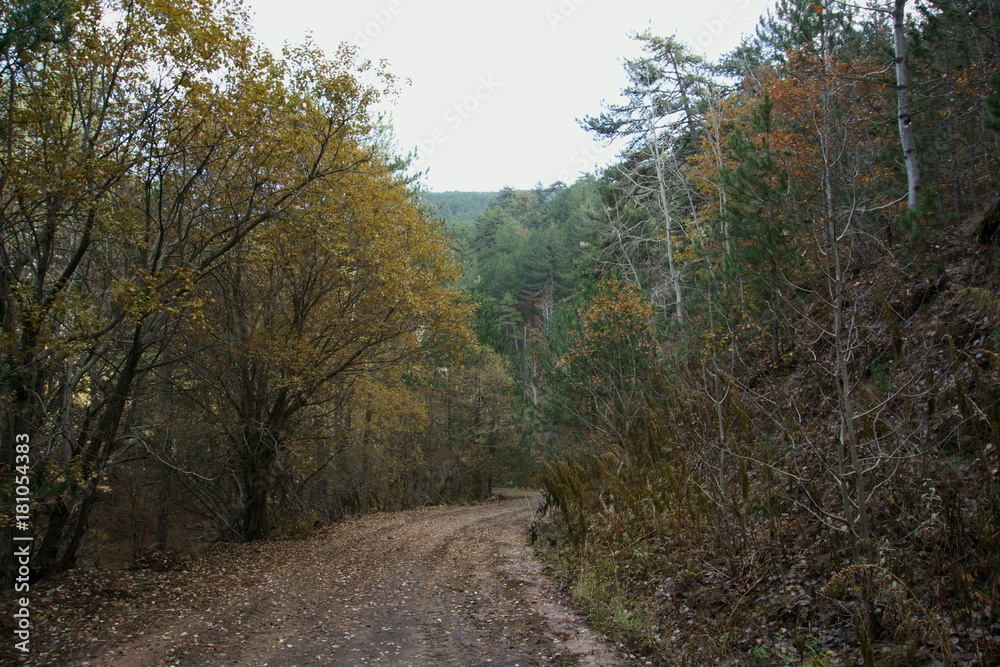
top-left (534, 200), bottom-right (1000, 666)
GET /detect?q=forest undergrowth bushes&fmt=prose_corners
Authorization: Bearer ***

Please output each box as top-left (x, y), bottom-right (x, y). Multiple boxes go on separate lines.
top-left (522, 2), bottom-right (1000, 655)
top-left (536, 212), bottom-right (1000, 666)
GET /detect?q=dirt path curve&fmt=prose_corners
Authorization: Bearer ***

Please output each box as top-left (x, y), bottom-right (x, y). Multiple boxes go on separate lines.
top-left (44, 492), bottom-right (623, 666)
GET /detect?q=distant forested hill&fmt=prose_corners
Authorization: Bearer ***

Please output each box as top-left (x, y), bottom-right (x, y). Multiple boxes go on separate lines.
top-left (423, 191), bottom-right (497, 226)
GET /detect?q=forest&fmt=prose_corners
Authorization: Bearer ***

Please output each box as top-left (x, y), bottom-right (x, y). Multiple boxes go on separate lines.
top-left (422, 190), bottom-right (498, 227)
top-left (0, 0), bottom-right (518, 583)
top-left (2, 0), bottom-right (1000, 664)
top-left (458, 0), bottom-right (1000, 663)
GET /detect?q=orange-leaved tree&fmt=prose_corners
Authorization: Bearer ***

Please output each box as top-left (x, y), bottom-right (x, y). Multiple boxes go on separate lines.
top-left (173, 112), bottom-right (475, 540)
top-left (0, 0), bottom-right (400, 576)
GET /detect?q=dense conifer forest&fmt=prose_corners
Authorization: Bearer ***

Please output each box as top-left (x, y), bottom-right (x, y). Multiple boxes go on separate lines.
top-left (2, 0), bottom-right (1000, 664)
top-left (422, 191), bottom-right (498, 227)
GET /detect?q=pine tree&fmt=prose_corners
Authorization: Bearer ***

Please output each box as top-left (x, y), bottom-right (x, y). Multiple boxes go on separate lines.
top-left (721, 93), bottom-right (795, 365)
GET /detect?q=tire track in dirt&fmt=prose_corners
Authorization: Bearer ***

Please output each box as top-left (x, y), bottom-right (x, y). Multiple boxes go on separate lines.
top-left (74, 491), bottom-right (623, 666)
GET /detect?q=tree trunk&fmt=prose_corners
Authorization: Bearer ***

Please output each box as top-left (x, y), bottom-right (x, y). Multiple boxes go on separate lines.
top-left (35, 501), bottom-right (70, 578)
top-left (154, 365), bottom-right (175, 551)
top-left (770, 255), bottom-right (780, 365)
top-left (242, 442), bottom-right (277, 541)
top-left (154, 457), bottom-right (172, 551)
top-left (833, 272), bottom-right (871, 549)
top-left (818, 25), bottom-right (871, 555)
top-left (650, 135), bottom-right (684, 323)
top-left (893, 0), bottom-right (921, 209)
top-left (38, 322), bottom-right (146, 576)
top-left (312, 438), bottom-right (330, 519)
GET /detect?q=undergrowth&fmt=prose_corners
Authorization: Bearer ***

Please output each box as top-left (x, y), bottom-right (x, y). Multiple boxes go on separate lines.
top-left (536, 216), bottom-right (1000, 666)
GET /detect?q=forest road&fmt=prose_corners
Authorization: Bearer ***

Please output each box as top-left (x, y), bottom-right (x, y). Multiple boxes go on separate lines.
top-left (89, 491), bottom-right (624, 666)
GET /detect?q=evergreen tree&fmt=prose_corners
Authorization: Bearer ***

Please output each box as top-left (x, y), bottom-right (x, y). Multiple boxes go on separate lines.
top-left (755, 0), bottom-right (858, 59)
top-left (720, 93), bottom-right (797, 364)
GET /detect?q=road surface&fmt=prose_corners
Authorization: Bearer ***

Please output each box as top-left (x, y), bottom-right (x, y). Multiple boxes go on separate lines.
top-left (24, 491), bottom-right (624, 666)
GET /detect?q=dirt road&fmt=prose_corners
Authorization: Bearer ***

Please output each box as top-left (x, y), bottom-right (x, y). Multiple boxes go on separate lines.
top-left (23, 491), bottom-right (624, 666)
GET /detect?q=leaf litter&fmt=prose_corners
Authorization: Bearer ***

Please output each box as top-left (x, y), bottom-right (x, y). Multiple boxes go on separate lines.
top-left (2, 491), bottom-right (626, 666)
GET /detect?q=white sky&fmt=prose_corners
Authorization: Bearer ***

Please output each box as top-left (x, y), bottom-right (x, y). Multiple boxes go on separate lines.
top-left (245, 0), bottom-right (773, 192)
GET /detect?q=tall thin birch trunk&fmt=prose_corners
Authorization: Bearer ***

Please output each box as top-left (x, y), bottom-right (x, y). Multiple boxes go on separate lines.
top-left (893, 0), bottom-right (921, 209)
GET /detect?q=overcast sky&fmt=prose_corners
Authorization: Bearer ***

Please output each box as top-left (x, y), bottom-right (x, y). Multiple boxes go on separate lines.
top-left (245, 0), bottom-right (773, 192)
